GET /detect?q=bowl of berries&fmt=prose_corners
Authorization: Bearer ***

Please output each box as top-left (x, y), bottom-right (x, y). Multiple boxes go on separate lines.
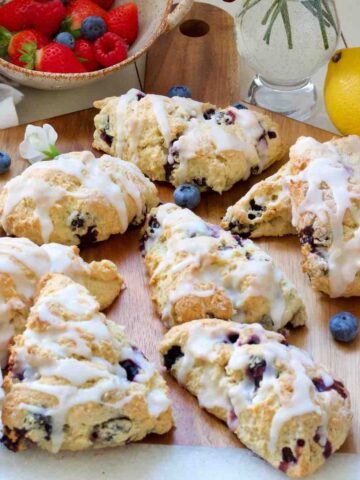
top-left (0, 0), bottom-right (193, 89)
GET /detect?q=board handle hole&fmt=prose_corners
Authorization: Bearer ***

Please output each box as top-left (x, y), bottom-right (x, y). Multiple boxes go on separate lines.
top-left (179, 19), bottom-right (210, 38)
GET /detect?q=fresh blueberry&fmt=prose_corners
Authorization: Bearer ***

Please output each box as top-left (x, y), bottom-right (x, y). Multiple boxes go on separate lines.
top-left (174, 184), bottom-right (201, 210)
top-left (54, 32), bottom-right (75, 49)
top-left (0, 152), bottom-right (11, 174)
top-left (81, 16), bottom-right (107, 41)
top-left (329, 312), bottom-right (359, 342)
top-left (167, 85), bottom-right (192, 99)
top-left (232, 102), bottom-right (248, 110)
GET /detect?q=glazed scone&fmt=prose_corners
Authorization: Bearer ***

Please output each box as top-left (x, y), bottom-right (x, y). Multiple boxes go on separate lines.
top-left (288, 135), bottom-right (360, 297)
top-left (141, 204), bottom-right (306, 330)
top-left (159, 319), bottom-right (352, 478)
top-left (2, 274), bottom-right (173, 453)
top-left (222, 161), bottom-right (296, 238)
top-left (93, 89), bottom-right (284, 193)
top-left (0, 150), bottom-right (159, 246)
top-left (0, 237), bottom-right (123, 367)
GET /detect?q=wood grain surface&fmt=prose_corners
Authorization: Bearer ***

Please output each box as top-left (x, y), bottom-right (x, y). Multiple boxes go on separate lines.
top-left (0, 1), bottom-right (359, 455)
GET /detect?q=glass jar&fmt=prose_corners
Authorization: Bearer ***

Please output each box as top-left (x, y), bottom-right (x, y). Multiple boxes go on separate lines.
top-left (235, 0), bottom-right (340, 120)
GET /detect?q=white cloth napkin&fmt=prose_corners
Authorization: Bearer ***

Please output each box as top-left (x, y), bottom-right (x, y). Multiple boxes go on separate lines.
top-left (0, 77), bottom-right (24, 129)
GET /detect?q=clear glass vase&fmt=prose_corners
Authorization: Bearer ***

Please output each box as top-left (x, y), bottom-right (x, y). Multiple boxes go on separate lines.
top-left (235, 0), bottom-right (340, 121)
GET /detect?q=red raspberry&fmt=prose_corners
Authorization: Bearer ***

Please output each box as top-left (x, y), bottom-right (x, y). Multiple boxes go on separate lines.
top-left (74, 39), bottom-right (99, 71)
top-left (94, 32), bottom-right (128, 68)
top-left (31, 0), bottom-right (67, 36)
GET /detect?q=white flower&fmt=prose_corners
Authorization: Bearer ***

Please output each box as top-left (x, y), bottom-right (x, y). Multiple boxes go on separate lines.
top-left (19, 123), bottom-right (60, 164)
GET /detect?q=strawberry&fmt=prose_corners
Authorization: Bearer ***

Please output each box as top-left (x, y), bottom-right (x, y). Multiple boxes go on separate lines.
top-left (105, 2), bottom-right (138, 45)
top-left (8, 29), bottom-right (50, 68)
top-left (74, 38), bottom-right (99, 71)
top-left (92, 0), bottom-right (114, 11)
top-left (30, 0), bottom-right (67, 36)
top-left (61, 0), bottom-right (106, 37)
top-left (35, 42), bottom-right (87, 73)
top-left (0, 0), bottom-right (34, 32)
top-left (94, 31), bottom-right (127, 68)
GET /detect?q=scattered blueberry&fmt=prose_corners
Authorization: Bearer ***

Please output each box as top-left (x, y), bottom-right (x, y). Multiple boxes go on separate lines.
top-left (81, 16), bottom-right (107, 41)
top-left (0, 152), bottom-right (11, 174)
top-left (167, 85), bottom-right (192, 98)
top-left (54, 32), bottom-right (75, 49)
top-left (232, 102), bottom-right (248, 110)
top-left (329, 312), bottom-right (359, 342)
top-left (174, 184), bottom-right (201, 210)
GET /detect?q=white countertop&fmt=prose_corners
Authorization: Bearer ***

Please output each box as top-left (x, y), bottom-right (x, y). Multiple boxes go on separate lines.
top-left (5, 0), bottom-right (360, 132)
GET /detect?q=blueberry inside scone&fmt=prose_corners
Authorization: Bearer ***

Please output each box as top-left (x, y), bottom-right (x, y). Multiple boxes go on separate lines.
top-left (222, 161), bottom-right (296, 238)
top-left (289, 136), bottom-right (360, 297)
top-left (93, 89), bottom-right (284, 194)
top-left (0, 151), bottom-right (159, 246)
top-left (1, 274), bottom-right (173, 452)
top-left (159, 319), bottom-right (352, 478)
top-left (141, 203), bottom-right (306, 331)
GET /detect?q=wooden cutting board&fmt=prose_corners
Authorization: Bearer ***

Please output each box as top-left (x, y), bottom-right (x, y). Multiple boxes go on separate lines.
top-left (0, 1), bottom-right (359, 455)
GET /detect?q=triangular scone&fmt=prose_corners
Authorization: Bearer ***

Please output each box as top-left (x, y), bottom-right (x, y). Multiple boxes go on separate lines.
top-left (0, 151), bottom-right (158, 246)
top-left (159, 320), bottom-right (352, 478)
top-left (141, 204), bottom-right (306, 331)
top-left (222, 161), bottom-right (296, 238)
top-left (93, 89), bottom-right (284, 193)
top-left (289, 136), bottom-right (360, 297)
top-left (0, 237), bottom-right (123, 367)
top-left (2, 274), bottom-right (172, 452)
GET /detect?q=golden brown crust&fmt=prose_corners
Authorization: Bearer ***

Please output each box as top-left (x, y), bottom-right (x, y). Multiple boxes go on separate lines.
top-left (142, 204), bottom-right (306, 331)
top-left (93, 90), bottom-right (284, 193)
top-left (0, 151), bottom-right (159, 246)
top-left (2, 274), bottom-right (173, 453)
top-left (159, 319), bottom-right (352, 477)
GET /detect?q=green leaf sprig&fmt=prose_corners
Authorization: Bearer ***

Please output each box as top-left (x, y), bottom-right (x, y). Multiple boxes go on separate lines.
top-left (239, 0), bottom-right (338, 50)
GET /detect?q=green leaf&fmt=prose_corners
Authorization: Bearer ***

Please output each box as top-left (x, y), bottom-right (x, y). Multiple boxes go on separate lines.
top-left (280, 0), bottom-right (293, 49)
top-left (313, 0), bottom-right (329, 49)
top-left (0, 26), bottom-right (11, 58)
top-left (263, 0), bottom-right (282, 45)
top-left (19, 41), bottom-right (37, 69)
top-left (238, 0), bottom-right (262, 19)
top-left (41, 144), bottom-right (60, 160)
top-left (261, 0), bottom-right (278, 25)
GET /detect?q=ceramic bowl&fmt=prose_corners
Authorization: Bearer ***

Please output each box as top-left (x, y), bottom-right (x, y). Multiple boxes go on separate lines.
top-left (0, 0), bottom-right (193, 90)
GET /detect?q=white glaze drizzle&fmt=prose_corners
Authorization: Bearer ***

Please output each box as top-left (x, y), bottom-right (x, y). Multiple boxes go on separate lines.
top-left (115, 88), bottom-right (142, 155)
top-left (0, 238), bottom-right (114, 367)
top-left (145, 204), bottom-right (299, 330)
top-left (170, 321), bottom-right (341, 456)
top-left (13, 278), bottom-right (169, 452)
top-left (1, 151), bottom-right (153, 241)
top-left (290, 136), bottom-right (360, 296)
top-left (108, 90), bottom-right (272, 183)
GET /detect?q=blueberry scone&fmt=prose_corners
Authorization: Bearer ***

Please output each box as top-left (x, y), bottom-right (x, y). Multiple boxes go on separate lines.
top-left (0, 237), bottom-right (123, 367)
top-left (93, 89), bottom-right (284, 193)
top-left (159, 319), bottom-right (352, 477)
top-left (0, 150), bottom-right (159, 246)
top-left (1, 274), bottom-right (173, 453)
top-left (221, 161), bottom-right (296, 238)
top-left (141, 204), bottom-right (306, 330)
top-left (288, 135), bottom-right (360, 297)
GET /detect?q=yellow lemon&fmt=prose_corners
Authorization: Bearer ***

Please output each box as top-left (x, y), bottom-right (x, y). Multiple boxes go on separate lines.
top-left (324, 48), bottom-right (360, 135)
